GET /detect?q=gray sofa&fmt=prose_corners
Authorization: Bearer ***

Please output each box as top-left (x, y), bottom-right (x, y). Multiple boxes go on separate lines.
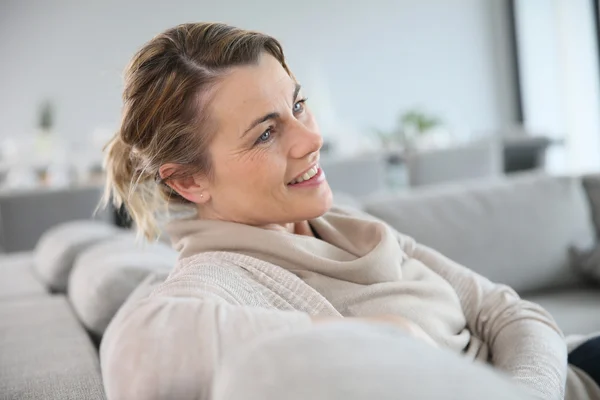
top-left (1, 172), bottom-right (600, 399)
top-left (0, 184), bottom-right (112, 253)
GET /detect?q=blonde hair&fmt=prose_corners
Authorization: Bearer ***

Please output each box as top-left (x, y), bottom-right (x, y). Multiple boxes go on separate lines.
top-left (103, 22), bottom-right (291, 240)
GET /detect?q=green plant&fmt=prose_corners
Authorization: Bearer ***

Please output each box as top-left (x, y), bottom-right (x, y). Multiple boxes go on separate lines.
top-left (372, 109), bottom-right (442, 148)
top-left (38, 100), bottom-right (54, 132)
top-left (399, 110), bottom-right (441, 135)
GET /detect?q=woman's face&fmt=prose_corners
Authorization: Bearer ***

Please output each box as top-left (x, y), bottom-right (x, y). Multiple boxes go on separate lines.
top-left (198, 53), bottom-right (333, 226)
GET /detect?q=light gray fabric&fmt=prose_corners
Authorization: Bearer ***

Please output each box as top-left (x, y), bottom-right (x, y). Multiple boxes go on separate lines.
top-left (34, 220), bottom-right (120, 292)
top-left (320, 153), bottom-right (388, 198)
top-left (525, 289), bottom-right (600, 336)
top-left (69, 235), bottom-right (176, 337)
top-left (581, 174), bottom-right (600, 237)
top-left (405, 139), bottom-right (503, 187)
top-left (212, 322), bottom-right (532, 400)
top-left (364, 173), bottom-right (596, 293)
top-left (0, 296), bottom-right (105, 400)
top-left (0, 184), bottom-right (113, 253)
top-left (0, 252), bottom-right (46, 299)
top-left (577, 174), bottom-right (600, 281)
top-left (570, 245), bottom-right (600, 284)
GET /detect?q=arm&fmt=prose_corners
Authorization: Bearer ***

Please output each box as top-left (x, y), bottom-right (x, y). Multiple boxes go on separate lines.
top-left (397, 233), bottom-right (568, 400)
top-left (100, 295), bottom-right (312, 400)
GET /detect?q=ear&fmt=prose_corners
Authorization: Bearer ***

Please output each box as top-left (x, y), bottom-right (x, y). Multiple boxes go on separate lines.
top-left (159, 163), bottom-right (210, 204)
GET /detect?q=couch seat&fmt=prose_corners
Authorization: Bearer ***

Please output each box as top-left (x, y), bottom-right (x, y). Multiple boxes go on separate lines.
top-left (0, 295), bottom-right (105, 399)
top-left (525, 288), bottom-right (600, 336)
top-left (0, 252), bottom-right (46, 299)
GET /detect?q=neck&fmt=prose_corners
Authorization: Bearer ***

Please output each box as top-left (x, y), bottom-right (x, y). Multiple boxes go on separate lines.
top-left (262, 220), bottom-right (314, 237)
top-left (195, 205), bottom-right (314, 237)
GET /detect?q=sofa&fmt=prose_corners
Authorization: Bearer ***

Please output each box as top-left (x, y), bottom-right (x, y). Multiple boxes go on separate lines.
top-left (1, 172), bottom-right (600, 399)
top-left (0, 184), bottom-right (112, 253)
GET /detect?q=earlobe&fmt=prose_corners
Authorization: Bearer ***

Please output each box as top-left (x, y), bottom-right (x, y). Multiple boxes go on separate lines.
top-left (195, 192), bottom-right (209, 203)
top-left (168, 181), bottom-right (207, 204)
top-left (158, 164), bottom-right (209, 204)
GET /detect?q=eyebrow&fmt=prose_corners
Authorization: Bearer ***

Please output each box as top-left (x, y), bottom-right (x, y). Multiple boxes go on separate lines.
top-left (241, 83), bottom-right (302, 137)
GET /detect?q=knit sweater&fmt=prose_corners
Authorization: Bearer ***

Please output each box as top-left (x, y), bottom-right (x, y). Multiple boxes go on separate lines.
top-left (100, 206), bottom-right (600, 400)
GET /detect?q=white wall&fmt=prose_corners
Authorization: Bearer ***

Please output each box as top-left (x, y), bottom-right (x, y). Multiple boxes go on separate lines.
top-left (0, 0), bottom-right (517, 155)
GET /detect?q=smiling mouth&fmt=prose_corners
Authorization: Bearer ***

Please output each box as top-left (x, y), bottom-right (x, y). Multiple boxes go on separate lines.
top-left (288, 165), bottom-right (320, 185)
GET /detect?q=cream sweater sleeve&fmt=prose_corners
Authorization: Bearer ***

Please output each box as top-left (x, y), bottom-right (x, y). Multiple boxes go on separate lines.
top-left (100, 294), bottom-right (312, 400)
top-left (398, 233), bottom-right (568, 400)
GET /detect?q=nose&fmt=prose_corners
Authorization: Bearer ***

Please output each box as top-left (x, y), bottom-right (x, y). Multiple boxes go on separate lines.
top-left (288, 119), bottom-right (323, 160)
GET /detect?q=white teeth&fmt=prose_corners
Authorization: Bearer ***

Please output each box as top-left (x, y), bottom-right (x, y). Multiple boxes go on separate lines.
top-left (290, 166), bottom-right (319, 184)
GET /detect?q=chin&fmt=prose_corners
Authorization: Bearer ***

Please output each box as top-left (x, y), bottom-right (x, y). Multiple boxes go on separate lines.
top-left (303, 187), bottom-right (334, 220)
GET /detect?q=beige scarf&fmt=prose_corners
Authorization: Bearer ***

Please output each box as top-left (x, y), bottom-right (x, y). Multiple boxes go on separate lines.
top-left (167, 207), bottom-right (600, 399)
top-left (169, 207), bottom-right (491, 359)
top-left (100, 206), bottom-right (599, 400)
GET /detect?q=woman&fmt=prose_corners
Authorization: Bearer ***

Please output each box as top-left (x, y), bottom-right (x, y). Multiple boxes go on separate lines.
top-left (100, 22), bottom-right (599, 400)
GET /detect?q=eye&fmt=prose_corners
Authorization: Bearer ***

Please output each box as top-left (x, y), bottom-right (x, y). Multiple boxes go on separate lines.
top-left (255, 128), bottom-right (273, 145)
top-left (293, 98), bottom-right (307, 114)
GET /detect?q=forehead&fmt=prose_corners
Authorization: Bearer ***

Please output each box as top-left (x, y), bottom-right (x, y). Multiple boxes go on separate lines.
top-left (208, 54), bottom-right (295, 129)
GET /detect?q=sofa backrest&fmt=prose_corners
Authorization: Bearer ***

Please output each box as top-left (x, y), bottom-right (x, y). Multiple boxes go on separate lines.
top-left (405, 139), bottom-right (503, 187)
top-left (0, 185), bottom-right (112, 252)
top-left (581, 174), bottom-right (600, 237)
top-left (320, 153), bottom-right (388, 198)
top-left (363, 173), bottom-right (596, 293)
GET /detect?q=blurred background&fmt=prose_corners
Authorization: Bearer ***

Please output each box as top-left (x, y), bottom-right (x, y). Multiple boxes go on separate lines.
top-left (0, 0), bottom-right (599, 247)
top-left (3, 3), bottom-right (600, 399)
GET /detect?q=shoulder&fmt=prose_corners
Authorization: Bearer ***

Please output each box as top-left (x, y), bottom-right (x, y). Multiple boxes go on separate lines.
top-left (152, 251), bottom-right (263, 303)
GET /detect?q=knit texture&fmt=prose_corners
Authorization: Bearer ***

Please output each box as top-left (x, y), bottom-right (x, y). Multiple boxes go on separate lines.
top-left (101, 206), bottom-right (599, 400)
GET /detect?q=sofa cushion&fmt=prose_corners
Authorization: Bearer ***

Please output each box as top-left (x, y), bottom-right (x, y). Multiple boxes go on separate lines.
top-left (321, 153), bottom-right (388, 198)
top-left (34, 220), bottom-right (121, 292)
top-left (570, 244), bottom-right (600, 284)
top-left (0, 252), bottom-right (46, 299)
top-left (364, 173), bottom-right (596, 293)
top-left (581, 174), bottom-right (600, 237)
top-left (212, 321), bottom-right (530, 400)
top-left (525, 289), bottom-right (600, 335)
top-left (0, 295), bottom-right (105, 399)
top-left (0, 185), bottom-right (114, 253)
top-left (69, 235), bottom-right (177, 337)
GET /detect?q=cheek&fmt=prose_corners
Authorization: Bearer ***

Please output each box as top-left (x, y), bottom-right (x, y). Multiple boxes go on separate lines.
top-left (230, 149), bottom-right (286, 188)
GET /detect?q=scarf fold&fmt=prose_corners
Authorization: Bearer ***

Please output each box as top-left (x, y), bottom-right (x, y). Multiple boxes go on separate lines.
top-left (168, 208), bottom-right (405, 283)
top-left (166, 206), bottom-right (470, 352)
